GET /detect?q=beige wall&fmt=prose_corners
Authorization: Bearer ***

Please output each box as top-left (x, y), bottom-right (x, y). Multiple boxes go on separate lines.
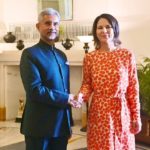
top-left (73, 0), bottom-right (150, 21)
top-left (0, 0), bottom-right (150, 59)
top-left (2, 0), bottom-right (37, 24)
top-left (1, 0), bottom-right (150, 22)
top-left (72, 0), bottom-right (150, 60)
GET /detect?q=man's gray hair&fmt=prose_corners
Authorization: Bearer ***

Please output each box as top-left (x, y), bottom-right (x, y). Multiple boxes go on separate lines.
top-left (38, 8), bottom-right (61, 22)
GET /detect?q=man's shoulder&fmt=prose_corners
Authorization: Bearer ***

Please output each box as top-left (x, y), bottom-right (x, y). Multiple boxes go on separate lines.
top-left (21, 43), bottom-right (41, 59)
top-left (23, 43), bottom-right (43, 55)
top-left (25, 43), bottom-right (40, 51)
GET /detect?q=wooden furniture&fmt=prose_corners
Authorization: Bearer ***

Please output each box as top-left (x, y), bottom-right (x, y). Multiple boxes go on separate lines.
top-left (135, 114), bottom-right (150, 145)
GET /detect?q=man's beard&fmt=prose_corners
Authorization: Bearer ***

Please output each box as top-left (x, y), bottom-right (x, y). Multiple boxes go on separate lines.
top-left (48, 31), bottom-right (59, 42)
top-left (54, 34), bottom-right (59, 42)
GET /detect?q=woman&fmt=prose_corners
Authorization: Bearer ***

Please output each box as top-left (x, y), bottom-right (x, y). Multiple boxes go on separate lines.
top-left (78, 14), bottom-right (142, 150)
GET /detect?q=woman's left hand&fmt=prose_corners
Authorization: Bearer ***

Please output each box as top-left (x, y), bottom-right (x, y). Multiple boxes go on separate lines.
top-left (130, 120), bottom-right (142, 134)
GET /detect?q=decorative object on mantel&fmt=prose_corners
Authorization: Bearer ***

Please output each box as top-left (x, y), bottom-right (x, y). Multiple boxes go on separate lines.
top-left (77, 35), bottom-right (93, 53)
top-left (3, 32), bottom-right (16, 43)
top-left (16, 40), bottom-right (25, 50)
top-left (62, 38), bottom-right (74, 50)
top-left (15, 97), bottom-right (25, 122)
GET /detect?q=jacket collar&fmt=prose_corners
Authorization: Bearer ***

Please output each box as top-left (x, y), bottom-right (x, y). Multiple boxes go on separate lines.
top-left (38, 39), bottom-right (55, 50)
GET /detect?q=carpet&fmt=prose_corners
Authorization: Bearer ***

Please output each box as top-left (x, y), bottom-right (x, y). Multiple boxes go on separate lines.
top-left (0, 142), bottom-right (149, 150)
top-left (0, 141), bottom-right (25, 150)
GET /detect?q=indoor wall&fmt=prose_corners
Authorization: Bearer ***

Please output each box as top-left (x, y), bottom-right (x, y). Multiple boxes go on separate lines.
top-left (0, 0), bottom-right (149, 59)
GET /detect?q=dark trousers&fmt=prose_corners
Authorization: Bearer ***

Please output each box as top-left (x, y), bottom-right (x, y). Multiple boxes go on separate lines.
top-left (25, 136), bottom-right (68, 150)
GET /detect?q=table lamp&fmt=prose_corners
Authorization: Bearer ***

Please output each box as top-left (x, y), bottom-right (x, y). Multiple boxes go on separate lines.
top-left (77, 35), bottom-right (93, 132)
top-left (77, 35), bottom-right (93, 53)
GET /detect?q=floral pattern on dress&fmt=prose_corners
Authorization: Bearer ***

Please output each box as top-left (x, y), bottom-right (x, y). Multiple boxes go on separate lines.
top-left (80, 49), bottom-right (141, 150)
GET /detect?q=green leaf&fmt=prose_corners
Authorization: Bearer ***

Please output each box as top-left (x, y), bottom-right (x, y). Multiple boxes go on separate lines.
top-left (138, 57), bottom-right (150, 116)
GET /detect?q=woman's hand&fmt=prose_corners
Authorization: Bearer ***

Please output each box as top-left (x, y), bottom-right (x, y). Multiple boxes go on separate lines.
top-left (130, 120), bottom-right (142, 134)
top-left (68, 93), bottom-right (83, 108)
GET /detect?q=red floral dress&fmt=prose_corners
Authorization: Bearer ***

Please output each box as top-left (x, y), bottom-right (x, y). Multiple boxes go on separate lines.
top-left (79, 49), bottom-right (141, 150)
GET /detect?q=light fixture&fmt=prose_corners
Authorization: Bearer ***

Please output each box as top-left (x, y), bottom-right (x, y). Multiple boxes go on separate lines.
top-left (77, 35), bottom-right (93, 53)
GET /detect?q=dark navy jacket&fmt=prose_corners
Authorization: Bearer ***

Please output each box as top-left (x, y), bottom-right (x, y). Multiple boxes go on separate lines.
top-left (20, 40), bottom-right (72, 137)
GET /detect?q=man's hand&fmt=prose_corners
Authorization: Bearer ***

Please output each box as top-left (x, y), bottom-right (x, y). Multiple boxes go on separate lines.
top-left (68, 93), bottom-right (83, 108)
top-left (68, 94), bottom-right (82, 108)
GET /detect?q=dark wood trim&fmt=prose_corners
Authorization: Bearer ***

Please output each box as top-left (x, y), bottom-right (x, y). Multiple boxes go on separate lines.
top-left (135, 114), bottom-right (150, 145)
top-left (0, 107), bottom-right (6, 121)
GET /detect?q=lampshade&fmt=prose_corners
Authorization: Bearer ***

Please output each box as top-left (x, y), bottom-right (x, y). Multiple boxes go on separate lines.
top-left (77, 35), bottom-right (93, 43)
top-left (77, 35), bottom-right (93, 54)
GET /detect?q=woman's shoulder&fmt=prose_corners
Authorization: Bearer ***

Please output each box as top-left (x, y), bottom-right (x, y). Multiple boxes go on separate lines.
top-left (117, 48), bottom-right (134, 56)
top-left (83, 50), bottom-right (98, 60)
top-left (86, 49), bottom-right (98, 56)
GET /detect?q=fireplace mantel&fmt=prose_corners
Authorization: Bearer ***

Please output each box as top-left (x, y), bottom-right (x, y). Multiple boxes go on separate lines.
top-left (0, 49), bottom-right (85, 65)
top-left (0, 49), bottom-right (86, 121)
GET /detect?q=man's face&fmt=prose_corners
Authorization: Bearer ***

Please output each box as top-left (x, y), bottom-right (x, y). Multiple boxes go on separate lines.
top-left (36, 15), bottom-right (60, 43)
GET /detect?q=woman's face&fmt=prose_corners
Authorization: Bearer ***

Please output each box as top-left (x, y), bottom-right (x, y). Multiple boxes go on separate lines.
top-left (96, 18), bottom-right (114, 45)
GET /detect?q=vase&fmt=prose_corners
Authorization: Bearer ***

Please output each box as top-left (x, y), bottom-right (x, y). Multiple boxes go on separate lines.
top-left (16, 40), bottom-right (24, 50)
top-left (3, 32), bottom-right (16, 43)
top-left (62, 38), bottom-right (74, 50)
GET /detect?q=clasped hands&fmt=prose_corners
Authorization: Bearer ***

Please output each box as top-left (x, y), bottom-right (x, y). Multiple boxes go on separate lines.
top-left (68, 93), bottom-right (83, 108)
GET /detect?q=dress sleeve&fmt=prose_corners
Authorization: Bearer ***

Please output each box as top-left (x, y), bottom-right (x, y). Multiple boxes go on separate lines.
top-left (127, 52), bottom-right (141, 122)
top-left (79, 54), bottom-right (93, 102)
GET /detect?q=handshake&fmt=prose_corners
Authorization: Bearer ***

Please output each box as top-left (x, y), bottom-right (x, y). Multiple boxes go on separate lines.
top-left (68, 93), bottom-right (83, 108)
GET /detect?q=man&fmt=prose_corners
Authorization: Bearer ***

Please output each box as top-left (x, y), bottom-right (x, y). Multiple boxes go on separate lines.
top-left (20, 8), bottom-right (80, 150)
